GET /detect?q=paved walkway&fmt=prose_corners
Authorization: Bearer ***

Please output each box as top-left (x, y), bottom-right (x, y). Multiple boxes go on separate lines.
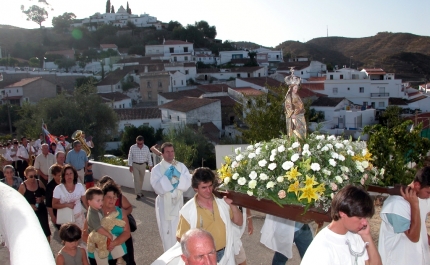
top-left (1, 186), bottom-right (304, 265)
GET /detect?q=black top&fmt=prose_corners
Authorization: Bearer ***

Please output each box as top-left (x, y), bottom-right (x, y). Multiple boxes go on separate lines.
top-left (45, 179), bottom-right (59, 216)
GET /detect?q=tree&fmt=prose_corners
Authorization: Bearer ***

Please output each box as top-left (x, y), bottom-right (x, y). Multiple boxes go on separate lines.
top-left (120, 125), bottom-right (163, 156)
top-left (126, 1), bottom-right (131, 14)
top-left (15, 84), bottom-right (118, 158)
top-left (52, 12), bottom-right (76, 33)
top-left (128, 45), bottom-right (145, 56)
top-left (236, 85), bottom-right (289, 143)
top-left (28, 57), bottom-right (40, 68)
top-left (167, 21), bottom-right (183, 31)
top-left (22, 5), bottom-right (48, 28)
top-left (106, 0), bottom-right (111, 13)
top-left (54, 58), bottom-right (76, 72)
top-left (379, 105), bottom-right (403, 128)
top-left (363, 120), bottom-right (430, 186)
top-left (75, 76), bottom-right (98, 88)
top-left (111, 5), bottom-right (115, 13)
top-left (194, 21), bottom-right (217, 39)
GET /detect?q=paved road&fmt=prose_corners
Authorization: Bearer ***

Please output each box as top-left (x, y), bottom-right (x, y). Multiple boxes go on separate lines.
top-left (1, 186), bottom-right (305, 265)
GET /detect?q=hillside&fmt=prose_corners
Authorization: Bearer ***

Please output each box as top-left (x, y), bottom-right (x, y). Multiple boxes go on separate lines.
top-left (276, 32), bottom-right (430, 81)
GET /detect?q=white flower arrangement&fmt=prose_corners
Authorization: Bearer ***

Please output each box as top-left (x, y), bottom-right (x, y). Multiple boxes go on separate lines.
top-left (218, 133), bottom-right (384, 212)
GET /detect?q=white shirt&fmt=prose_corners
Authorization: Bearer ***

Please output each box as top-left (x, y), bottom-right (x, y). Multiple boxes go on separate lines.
top-left (127, 144), bottom-right (153, 166)
top-left (16, 144), bottom-right (35, 160)
top-left (53, 183), bottom-right (85, 215)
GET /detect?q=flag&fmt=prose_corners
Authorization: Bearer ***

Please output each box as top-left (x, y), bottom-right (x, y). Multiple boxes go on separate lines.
top-left (42, 124), bottom-right (58, 147)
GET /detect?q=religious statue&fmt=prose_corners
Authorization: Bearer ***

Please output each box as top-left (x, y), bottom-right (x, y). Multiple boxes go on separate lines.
top-left (284, 67), bottom-right (307, 139)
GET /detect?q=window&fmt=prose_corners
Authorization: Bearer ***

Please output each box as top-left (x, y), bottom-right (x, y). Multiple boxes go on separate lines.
top-left (359, 87), bottom-right (364, 93)
top-left (158, 81), bottom-right (163, 88)
top-left (330, 75), bottom-right (333, 80)
top-left (237, 74), bottom-right (241, 78)
top-left (147, 81), bottom-right (151, 88)
top-left (169, 47), bottom-right (174, 53)
top-left (177, 116), bottom-right (179, 121)
top-left (181, 80), bottom-right (183, 85)
top-left (169, 115), bottom-right (171, 119)
top-left (184, 56), bottom-right (188, 61)
top-left (333, 87), bottom-right (338, 94)
top-left (185, 70), bottom-right (189, 75)
top-left (199, 58), bottom-right (202, 61)
top-left (122, 104), bottom-right (125, 108)
top-left (184, 47), bottom-right (188, 52)
top-left (174, 80), bottom-right (176, 85)
top-left (301, 71), bottom-right (303, 75)
top-left (173, 57), bottom-right (177, 62)
top-left (347, 87), bottom-right (350, 90)
top-left (379, 102), bottom-right (385, 108)
top-left (147, 91), bottom-right (152, 100)
top-left (340, 75), bottom-right (343, 79)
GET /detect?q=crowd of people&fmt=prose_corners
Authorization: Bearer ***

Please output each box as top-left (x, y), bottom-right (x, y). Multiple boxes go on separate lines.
top-left (2, 133), bottom-right (430, 265)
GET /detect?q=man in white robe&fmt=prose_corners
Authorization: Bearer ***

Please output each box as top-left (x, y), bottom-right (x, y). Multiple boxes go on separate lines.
top-left (378, 166), bottom-right (430, 265)
top-left (150, 142), bottom-right (192, 251)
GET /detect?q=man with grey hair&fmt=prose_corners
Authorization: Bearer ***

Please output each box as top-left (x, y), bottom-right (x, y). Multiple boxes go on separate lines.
top-left (48, 151), bottom-right (66, 182)
top-left (65, 140), bottom-right (88, 184)
top-left (34, 143), bottom-right (56, 187)
top-left (181, 228), bottom-right (218, 265)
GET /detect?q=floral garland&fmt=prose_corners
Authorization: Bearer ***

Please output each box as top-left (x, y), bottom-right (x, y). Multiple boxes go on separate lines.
top-left (218, 133), bottom-right (384, 212)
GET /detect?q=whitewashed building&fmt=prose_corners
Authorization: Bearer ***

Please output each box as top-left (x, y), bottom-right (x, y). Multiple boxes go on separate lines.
top-left (145, 40), bottom-right (194, 62)
top-left (217, 51), bottom-right (249, 65)
top-left (159, 97), bottom-right (222, 130)
top-left (115, 107), bottom-right (162, 133)
top-left (71, 6), bottom-right (161, 30)
top-left (99, 92), bottom-right (132, 109)
top-left (196, 67), bottom-right (266, 81)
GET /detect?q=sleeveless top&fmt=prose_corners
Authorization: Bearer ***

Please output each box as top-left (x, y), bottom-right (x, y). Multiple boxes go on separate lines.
top-left (59, 246), bottom-right (83, 265)
top-left (23, 180), bottom-right (47, 213)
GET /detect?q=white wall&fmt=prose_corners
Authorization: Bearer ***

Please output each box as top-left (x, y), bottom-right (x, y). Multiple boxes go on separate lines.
top-left (217, 51), bottom-right (249, 65)
top-left (214, 144), bottom-right (251, 169)
top-left (0, 183), bottom-right (55, 265)
top-left (186, 101), bottom-right (222, 130)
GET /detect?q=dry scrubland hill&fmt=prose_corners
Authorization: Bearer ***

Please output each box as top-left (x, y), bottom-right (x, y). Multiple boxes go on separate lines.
top-left (276, 32), bottom-right (430, 80)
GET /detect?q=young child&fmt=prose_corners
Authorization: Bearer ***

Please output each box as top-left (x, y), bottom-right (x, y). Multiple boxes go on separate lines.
top-left (84, 162), bottom-right (94, 189)
top-left (86, 187), bottom-right (125, 264)
top-left (56, 223), bottom-right (89, 265)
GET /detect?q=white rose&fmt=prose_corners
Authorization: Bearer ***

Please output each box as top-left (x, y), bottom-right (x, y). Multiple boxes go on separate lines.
top-left (236, 154), bottom-right (244, 162)
top-left (223, 177), bottom-right (231, 184)
top-left (335, 176), bottom-right (343, 183)
top-left (347, 149), bottom-right (355, 156)
top-left (258, 159), bottom-right (267, 167)
top-left (326, 144), bottom-right (333, 149)
top-left (248, 179), bottom-right (257, 189)
top-left (238, 177), bottom-right (247, 185)
top-left (338, 154), bottom-right (345, 161)
top-left (248, 153), bottom-right (256, 159)
top-left (303, 144), bottom-right (310, 151)
top-left (271, 149), bottom-right (277, 155)
top-left (380, 168), bottom-right (385, 175)
top-left (311, 163), bottom-right (321, 171)
top-left (335, 143), bottom-right (344, 149)
top-left (292, 142), bottom-right (300, 148)
top-left (357, 165), bottom-right (364, 172)
top-left (255, 147), bottom-right (261, 155)
top-left (247, 190), bottom-right (254, 196)
top-left (235, 147), bottom-right (241, 154)
top-left (331, 152), bottom-right (339, 159)
top-left (330, 193), bottom-right (335, 199)
top-left (302, 150), bottom-right (311, 156)
top-left (232, 173), bottom-right (239, 180)
top-left (277, 176), bottom-right (284, 183)
top-left (278, 145), bottom-right (286, 152)
top-left (328, 135), bottom-right (336, 141)
top-left (282, 161), bottom-right (294, 171)
top-left (249, 171), bottom-right (258, 180)
top-left (362, 149), bottom-right (368, 156)
top-left (321, 146), bottom-right (329, 152)
top-left (341, 166), bottom-right (349, 173)
top-left (361, 161), bottom-right (369, 168)
top-left (316, 135), bottom-right (325, 140)
top-left (322, 169), bottom-right (331, 176)
top-left (329, 159), bottom-right (337, 167)
top-left (291, 153), bottom-right (300, 162)
top-left (254, 143), bottom-right (261, 148)
top-left (270, 154), bottom-right (276, 162)
top-left (247, 145), bottom-right (254, 151)
top-left (266, 181), bottom-right (276, 189)
top-left (317, 144), bottom-right (321, 149)
top-left (231, 161), bottom-right (238, 169)
top-left (259, 173), bottom-right (269, 180)
top-left (268, 163), bottom-right (277, 171)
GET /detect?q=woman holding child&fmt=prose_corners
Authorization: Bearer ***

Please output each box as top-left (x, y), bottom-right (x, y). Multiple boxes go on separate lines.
top-left (83, 180), bottom-right (131, 265)
top-left (52, 165), bottom-right (87, 229)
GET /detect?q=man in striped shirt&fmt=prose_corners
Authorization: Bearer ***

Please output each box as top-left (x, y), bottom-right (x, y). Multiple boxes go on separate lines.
top-left (128, 135), bottom-right (153, 199)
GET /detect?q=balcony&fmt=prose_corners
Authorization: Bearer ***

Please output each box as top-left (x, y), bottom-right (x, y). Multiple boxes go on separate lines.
top-left (370, 93), bottom-right (389, 98)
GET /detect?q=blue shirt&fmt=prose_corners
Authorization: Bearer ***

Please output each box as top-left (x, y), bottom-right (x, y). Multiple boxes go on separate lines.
top-left (65, 149), bottom-right (88, 170)
top-left (385, 213), bottom-right (410, 233)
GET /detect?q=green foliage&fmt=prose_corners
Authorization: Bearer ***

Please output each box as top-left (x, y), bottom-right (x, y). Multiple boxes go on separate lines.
top-left (99, 49), bottom-right (119, 59)
top-left (0, 57), bottom-right (19, 67)
top-left (52, 12), bottom-right (76, 33)
top-left (194, 21), bottom-right (217, 39)
top-left (120, 125), bottom-right (163, 156)
top-left (93, 25), bottom-right (119, 43)
top-left (363, 120), bottom-right (430, 185)
top-left (163, 124), bottom-right (215, 169)
top-left (100, 156), bottom-right (127, 166)
top-left (128, 45), bottom-right (145, 56)
top-left (111, 5), bottom-right (115, 13)
top-left (236, 86), bottom-right (288, 143)
top-left (307, 108), bottom-right (325, 123)
top-left (106, 0), bottom-right (111, 13)
top-left (0, 105), bottom-right (20, 134)
top-left (379, 105), bottom-right (403, 128)
top-left (243, 52), bottom-right (258, 67)
top-left (22, 5), bottom-right (48, 27)
top-left (167, 21), bottom-right (183, 31)
top-left (54, 58), bottom-right (76, 71)
top-left (14, 83), bottom-right (118, 158)
top-left (45, 54), bottom-right (66, 62)
top-left (75, 76), bottom-right (98, 88)
top-left (29, 57), bottom-right (40, 67)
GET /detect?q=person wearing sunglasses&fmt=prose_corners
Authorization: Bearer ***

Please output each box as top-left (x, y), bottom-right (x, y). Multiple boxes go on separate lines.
top-left (18, 166), bottom-right (51, 242)
top-left (1, 165), bottom-right (22, 190)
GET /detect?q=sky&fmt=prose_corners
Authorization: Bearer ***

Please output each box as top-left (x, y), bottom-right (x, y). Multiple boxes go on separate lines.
top-left (0, 0), bottom-right (429, 48)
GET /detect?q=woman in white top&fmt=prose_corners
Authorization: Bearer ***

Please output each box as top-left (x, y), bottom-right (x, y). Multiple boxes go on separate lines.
top-left (52, 164), bottom-right (87, 229)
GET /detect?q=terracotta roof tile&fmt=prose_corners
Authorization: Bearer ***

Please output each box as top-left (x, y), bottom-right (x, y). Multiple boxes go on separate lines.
top-left (158, 89), bottom-right (205, 100)
top-left (206, 96), bottom-right (237, 107)
top-left (5, 77), bottom-right (42, 88)
top-left (197, 84), bottom-right (229, 93)
top-left (114, 107), bottom-right (161, 120)
top-left (301, 83), bottom-right (324, 90)
top-left (297, 87), bottom-right (323, 98)
top-left (406, 95), bottom-right (428, 103)
top-left (100, 44), bottom-right (118, 49)
top-left (189, 122), bottom-right (220, 143)
top-left (98, 92), bottom-right (130, 101)
top-left (311, 97), bottom-right (346, 107)
top-left (158, 97), bottom-right (219, 112)
top-left (363, 68), bottom-right (386, 75)
top-left (237, 77), bottom-right (286, 88)
top-left (232, 87), bottom-right (265, 96)
top-left (308, 77), bottom-right (326, 81)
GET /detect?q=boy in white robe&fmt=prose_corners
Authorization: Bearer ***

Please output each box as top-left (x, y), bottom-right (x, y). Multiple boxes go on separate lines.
top-left (150, 142), bottom-right (192, 251)
top-left (378, 166), bottom-right (430, 265)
